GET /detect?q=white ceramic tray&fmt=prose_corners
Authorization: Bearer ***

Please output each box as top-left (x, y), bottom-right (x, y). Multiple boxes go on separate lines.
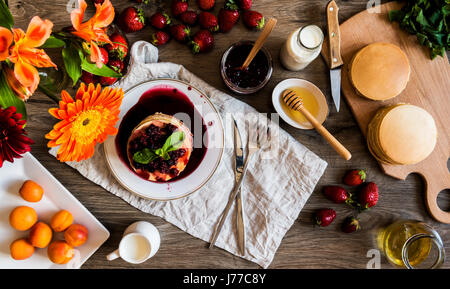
top-left (0, 153), bottom-right (110, 269)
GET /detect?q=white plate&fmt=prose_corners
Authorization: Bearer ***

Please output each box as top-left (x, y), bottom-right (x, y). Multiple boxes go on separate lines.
top-left (272, 78), bottom-right (329, 129)
top-left (0, 153), bottom-right (110, 269)
top-left (104, 79), bottom-right (224, 201)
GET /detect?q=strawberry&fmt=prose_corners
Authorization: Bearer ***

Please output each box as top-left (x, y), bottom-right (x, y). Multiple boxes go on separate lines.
top-left (218, 1), bottom-right (240, 33)
top-left (358, 182), bottom-right (379, 209)
top-left (170, 24), bottom-right (191, 42)
top-left (106, 33), bottom-right (128, 60)
top-left (108, 59), bottom-right (124, 73)
top-left (343, 169), bottom-right (366, 186)
top-left (171, 0), bottom-right (188, 17)
top-left (80, 70), bottom-right (98, 85)
top-left (243, 10), bottom-right (265, 30)
top-left (323, 186), bottom-right (352, 204)
top-left (99, 76), bottom-right (117, 86)
top-left (189, 30), bottom-right (214, 53)
top-left (117, 7), bottom-right (146, 33)
top-left (135, 0), bottom-right (149, 4)
top-left (199, 12), bottom-right (219, 32)
top-left (180, 10), bottom-right (198, 26)
top-left (315, 209), bottom-right (336, 227)
top-left (150, 12), bottom-right (171, 29)
top-left (151, 31), bottom-right (170, 46)
top-left (98, 47), bottom-right (109, 64)
top-left (197, 0), bottom-right (215, 11)
top-left (341, 216), bottom-right (361, 233)
top-left (238, 0), bottom-right (251, 10)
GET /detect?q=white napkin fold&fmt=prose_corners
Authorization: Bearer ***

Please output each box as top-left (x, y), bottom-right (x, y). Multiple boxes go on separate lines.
top-left (49, 41), bottom-right (327, 268)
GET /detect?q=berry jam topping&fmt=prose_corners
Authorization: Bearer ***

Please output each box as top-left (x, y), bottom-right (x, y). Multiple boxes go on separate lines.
top-left (224, 44), bottom-right (269, 88)
top-left (129, 123), bottom-right (186, 176)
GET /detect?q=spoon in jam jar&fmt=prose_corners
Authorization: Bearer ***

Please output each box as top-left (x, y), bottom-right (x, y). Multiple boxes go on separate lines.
top-left (239, 18), bottom-right (277, 71)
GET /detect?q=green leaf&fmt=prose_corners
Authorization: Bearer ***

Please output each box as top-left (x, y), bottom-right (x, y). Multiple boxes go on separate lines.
top-left (389, 0), bottom-right (448, 60)
top-left (62, 45), bottom-right (82, 86)
top-left (0, 70), bottom-right (27, 121)
top-left (389, 10), bottom-right (405, 22)
top-left (161, 131), bottom-right (185, 153)
top-left (133, 148), bottom-right (158, 164)
top-left (80, 54), bottom-right (122, 78)
top-left (133, 131), bottom-right (186, 164)
top-left (0, 0), bottom-right (14, 29)
top-left (40, 36), bottom-right (66, 49)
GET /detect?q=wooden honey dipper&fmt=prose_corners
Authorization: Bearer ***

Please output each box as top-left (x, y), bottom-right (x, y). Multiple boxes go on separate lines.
top-left (282, 89), bottom-right (352, 160)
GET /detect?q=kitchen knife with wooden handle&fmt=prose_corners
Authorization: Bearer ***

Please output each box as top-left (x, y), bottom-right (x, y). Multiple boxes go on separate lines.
top-left (327, 0), bottom-right (344, 112)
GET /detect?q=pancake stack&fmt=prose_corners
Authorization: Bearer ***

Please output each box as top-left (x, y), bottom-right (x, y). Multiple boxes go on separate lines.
top-left (127, 113), bottom-right (193, 182)
top-left (367, 104), bottom-right (437, 165)
top-left (349, 42), bottom-right (410, 101)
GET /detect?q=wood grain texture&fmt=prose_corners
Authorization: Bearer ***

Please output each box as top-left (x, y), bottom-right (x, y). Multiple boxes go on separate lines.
top-left (7, 0), bottom-right (450, 269)
top-left (321, 2), bottom-right (450, 223)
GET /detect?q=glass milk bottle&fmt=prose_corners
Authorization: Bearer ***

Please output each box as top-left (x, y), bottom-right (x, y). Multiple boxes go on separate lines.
top-left (280, 25), bottom-right (324, 71)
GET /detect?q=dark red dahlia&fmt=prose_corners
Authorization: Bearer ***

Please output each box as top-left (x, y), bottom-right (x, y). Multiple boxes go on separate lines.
top-left (0, 106), bottom-right (34, 167)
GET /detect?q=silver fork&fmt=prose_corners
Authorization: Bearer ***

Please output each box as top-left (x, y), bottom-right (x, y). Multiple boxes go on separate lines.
top-left (209, 118), bottom-right (271, 250)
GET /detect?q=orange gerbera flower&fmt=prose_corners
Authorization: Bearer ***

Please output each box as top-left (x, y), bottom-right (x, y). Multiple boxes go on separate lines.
top-left (7, 16), bottom-right (56, 100)
top-left (45, 83), bottom-right (124, 162)
top-left (71, 0), bottom-right (114, 68)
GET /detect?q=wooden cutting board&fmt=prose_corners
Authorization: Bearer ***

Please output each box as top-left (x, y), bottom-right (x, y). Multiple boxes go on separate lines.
top-left (321, 2), bottom-right (450, 223)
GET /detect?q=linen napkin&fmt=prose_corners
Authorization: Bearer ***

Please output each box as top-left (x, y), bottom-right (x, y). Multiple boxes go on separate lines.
top-left (49, 41), bottom-right (327, 268)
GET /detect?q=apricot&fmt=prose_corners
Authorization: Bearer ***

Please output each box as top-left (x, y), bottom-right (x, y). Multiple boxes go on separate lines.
top-left (64, 224), bottom-right (88, 247)
top-left (47, 240), bottom-right (74, 264)
top-left (50, 210), bottom-right (73, 232)
top-left (29, 222), bottom-right (53, 248)
top-left (19, 180), bottom-right (44, 202)
top-left (10, 238), bottom-right (35, 260)
top-left (9, 206), bottom-right (38, 231)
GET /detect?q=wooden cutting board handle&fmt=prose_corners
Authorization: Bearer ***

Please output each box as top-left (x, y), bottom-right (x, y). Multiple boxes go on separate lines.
top-left (421, 163), bottom-right (450, 224)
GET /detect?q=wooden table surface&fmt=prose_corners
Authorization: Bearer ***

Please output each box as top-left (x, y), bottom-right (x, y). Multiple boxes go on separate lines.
top-left (9, 0), bottom-right (449, 269)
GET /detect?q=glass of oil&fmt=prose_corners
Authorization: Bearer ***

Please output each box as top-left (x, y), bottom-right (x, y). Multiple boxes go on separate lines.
top-left (377, 220), bottom-right (445, 269)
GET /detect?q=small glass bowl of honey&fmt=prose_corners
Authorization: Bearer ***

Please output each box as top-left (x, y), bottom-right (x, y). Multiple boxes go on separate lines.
top-left (272, 78), bottom-right (329, 130)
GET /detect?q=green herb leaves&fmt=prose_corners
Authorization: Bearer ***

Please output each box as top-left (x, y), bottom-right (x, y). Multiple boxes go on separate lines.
top-left (133, 131), bottom-right (185, 164)
top-left (389, 0), bottom-right (449, 59)
top-left (133, 148), bottom-right (159, 164)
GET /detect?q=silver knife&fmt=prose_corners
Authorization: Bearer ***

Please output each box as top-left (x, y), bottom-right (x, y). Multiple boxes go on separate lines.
top-left (233, 118), bottom-right (245, 256)
top-left (327, 0), bottom-right (344, 112)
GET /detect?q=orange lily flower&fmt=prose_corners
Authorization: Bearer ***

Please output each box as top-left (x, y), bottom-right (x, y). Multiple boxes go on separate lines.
top-left (0, 27), bottom-right (13, 61)
top-left (71, 0), bottom-right (115, 68)
top-left (7, 16), bottom-right (56, 100)
top-left (3, 64), bottom-right (33, 100)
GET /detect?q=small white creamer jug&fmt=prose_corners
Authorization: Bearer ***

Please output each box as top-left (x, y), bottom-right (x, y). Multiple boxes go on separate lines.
top-left (106, 221), bottom-right (160, 264)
